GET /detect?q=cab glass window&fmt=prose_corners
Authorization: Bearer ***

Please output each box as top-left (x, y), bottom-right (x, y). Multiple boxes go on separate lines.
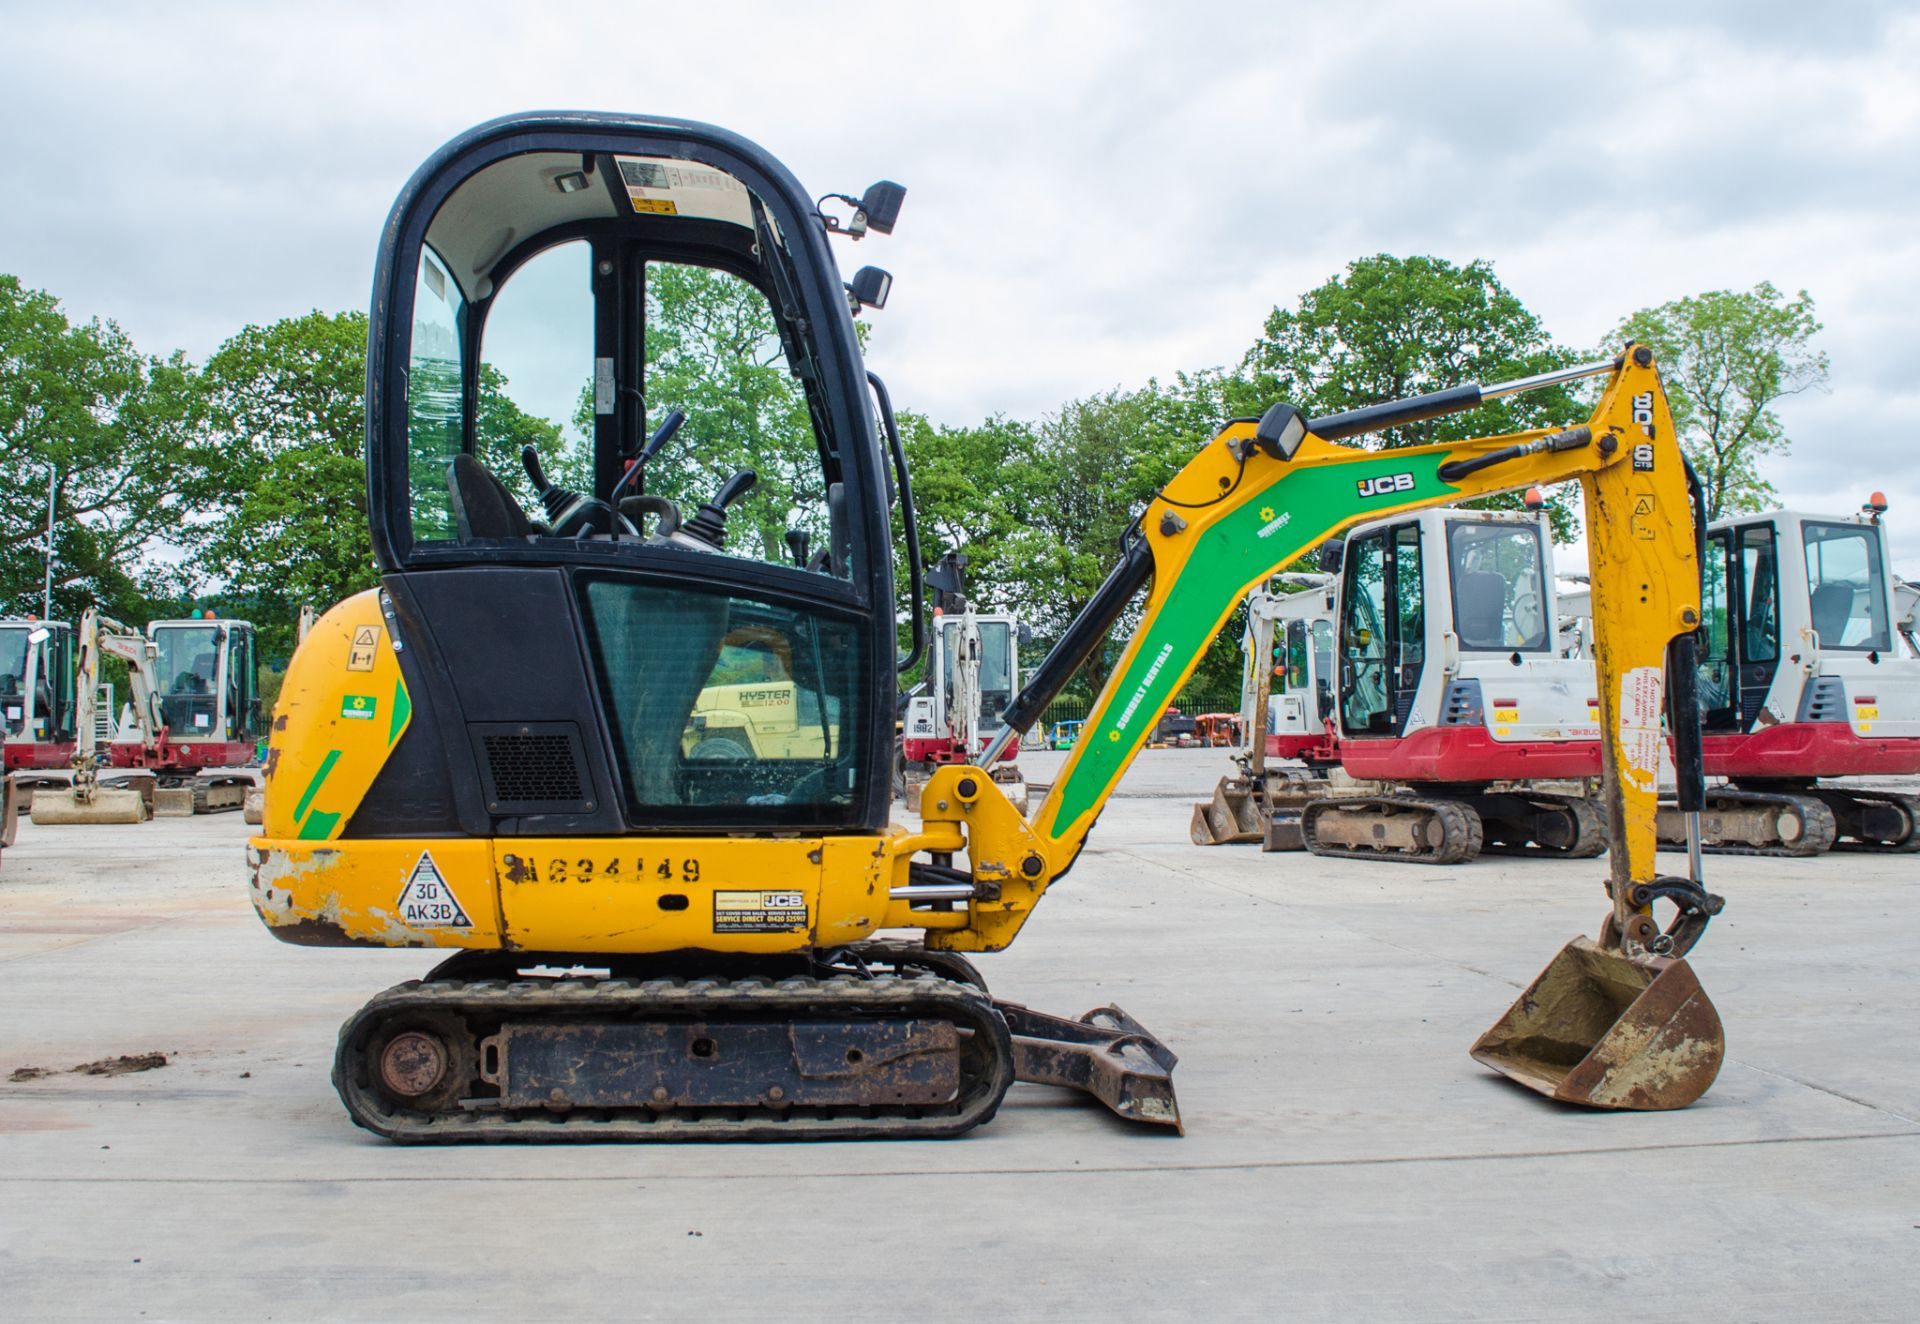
top-left (642, 262), bottom-right (833, 569)
top-left (578, 578), bottom-right (865, 825)
top-left (1341, 530), bottom-right (1390, 734)
top-left (476, 239), bottom-right (595, 512)
top-left (1741, 526), bottom-right (1780, 661)
top-left (1447, 521), bottom-right (1548, 651)
top-left (1803, 521), bottom-right (1889, 651)
top-left (1697, 530), bottom-right (1733, 713)
top-left (408, 246), bottom-right (466, 542)
top-left (154, 626), bottom-right (222, 735)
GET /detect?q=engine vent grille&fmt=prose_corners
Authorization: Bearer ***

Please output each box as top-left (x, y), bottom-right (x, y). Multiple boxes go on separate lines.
top-left (1797, 676), bottom-right (1847, 724)
top-left (470, 722), bottom-right (590, 812)
top-left (1441, 680), bottom-right (1485, 727)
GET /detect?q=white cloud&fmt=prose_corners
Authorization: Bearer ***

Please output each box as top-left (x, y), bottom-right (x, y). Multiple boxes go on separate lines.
top-left (4, 0), bottom-right (1916, 568)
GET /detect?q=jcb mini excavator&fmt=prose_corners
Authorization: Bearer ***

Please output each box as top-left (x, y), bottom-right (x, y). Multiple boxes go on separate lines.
top-left (250, 111), bottom-right (1726, 1140)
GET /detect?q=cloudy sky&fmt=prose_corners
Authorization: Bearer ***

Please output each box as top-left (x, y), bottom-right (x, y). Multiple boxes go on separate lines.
top-left (5, 1), bottom-right (1916, 572)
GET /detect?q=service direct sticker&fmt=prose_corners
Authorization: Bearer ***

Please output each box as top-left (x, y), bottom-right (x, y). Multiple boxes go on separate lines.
top-left (713, 889), bottom-right (809, 934)
top-left (341, 694), bottom-right (378, 721)
top-left (1617, 666), bottom-right (1665, 794)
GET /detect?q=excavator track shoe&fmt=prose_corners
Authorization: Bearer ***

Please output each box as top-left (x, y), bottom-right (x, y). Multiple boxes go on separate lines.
top-left (1657, 787), bottom-right (1836, 857)
top-left (1475, 793), bottom-right (1608, 859)
top-left (1806, 787), bottom-right (1920, 853)
top-left (1301, 795), bottom-right (1482, 864)
top-left (1471, 936), bottom-right (1724, 1110)
top-left (334, 973), bottom-right (1016, 1143)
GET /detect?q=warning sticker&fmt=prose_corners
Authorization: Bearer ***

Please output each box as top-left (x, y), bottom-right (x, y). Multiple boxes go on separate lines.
top-left (631, 197), bottom-right (679, 216)
top-left (348, 625), bottom-right (378, 672)
top-left (713, 889), bottom-right (808, 934)
top-left (1617, 666), bottom-right (1665, 794)
top-left (341, 694), bottom-right (377, 721)
top-left (397, 852), bottom-right (472, 929)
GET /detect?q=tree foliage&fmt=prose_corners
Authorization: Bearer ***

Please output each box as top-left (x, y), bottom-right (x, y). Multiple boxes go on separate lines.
top-left (1612, 282), bottom-right (1827, 520)
top-left (0, 274), bottom-right (202, 621)
top-left (1239, 254), bottom-right (1585, 537)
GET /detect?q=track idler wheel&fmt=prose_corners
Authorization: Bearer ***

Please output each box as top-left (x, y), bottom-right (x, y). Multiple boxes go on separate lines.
top-left (364, 1012), bottom-right (476, 1115)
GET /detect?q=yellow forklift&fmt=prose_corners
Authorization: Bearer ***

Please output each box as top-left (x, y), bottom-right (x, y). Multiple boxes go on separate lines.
top-left (251, 112), bottom-right (1723, 1140)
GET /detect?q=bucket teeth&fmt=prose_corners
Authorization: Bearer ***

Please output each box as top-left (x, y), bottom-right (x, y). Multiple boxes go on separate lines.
top-left (1471, 936), bottom-right (1724, 1110)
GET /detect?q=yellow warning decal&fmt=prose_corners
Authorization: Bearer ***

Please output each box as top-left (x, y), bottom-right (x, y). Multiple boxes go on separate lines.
top-left (1492, 707), bottom-right (1520, 724)
top-left (631, 197), bottom-right (679, 215)
top-left (1856, 705), bottom-right (1879, 720)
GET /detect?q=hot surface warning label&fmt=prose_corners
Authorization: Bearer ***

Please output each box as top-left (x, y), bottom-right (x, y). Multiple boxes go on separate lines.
top-left (397, 852), bottom-right (472, 929)
top-left (713, 889), bottom-right (808, 934)
top-left (1617, 666), bottom-right (1665, 795)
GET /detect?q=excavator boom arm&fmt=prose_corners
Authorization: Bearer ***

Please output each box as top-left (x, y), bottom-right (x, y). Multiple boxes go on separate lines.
top-left (914, 349), bottom-right (1702, 954)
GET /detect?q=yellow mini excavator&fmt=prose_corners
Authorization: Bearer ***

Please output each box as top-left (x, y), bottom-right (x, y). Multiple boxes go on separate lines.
top-left (250, 112), bottom-right (1726, 1141)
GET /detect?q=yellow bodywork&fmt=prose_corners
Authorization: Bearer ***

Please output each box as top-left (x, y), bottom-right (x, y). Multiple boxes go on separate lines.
top-left (251, 352), bottom-right (1696, 961)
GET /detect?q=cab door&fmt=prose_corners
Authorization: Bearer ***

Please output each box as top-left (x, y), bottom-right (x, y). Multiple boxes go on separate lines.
top-left (1339, 522), bottom-right (1425, 738)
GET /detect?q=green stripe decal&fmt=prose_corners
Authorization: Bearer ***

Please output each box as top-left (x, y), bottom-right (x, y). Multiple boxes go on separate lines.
top-left (388, 677), bottom-right (411, 745)
top-left (1045, 452), bottom-right (1458, 839)
top-left (296, 809), bottom-right (341, 842)
top-left (293, 749), bottom-right (342, 827)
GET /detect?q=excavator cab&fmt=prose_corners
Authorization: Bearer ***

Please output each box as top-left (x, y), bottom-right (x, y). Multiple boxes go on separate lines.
top-left (0, 620), bottom-right (76, 762)
top-left (356, 114), bottom-right (904, 838)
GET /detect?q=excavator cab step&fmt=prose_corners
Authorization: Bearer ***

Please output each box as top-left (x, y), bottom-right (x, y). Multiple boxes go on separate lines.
top-left (1471, 936), bottom-right (1723, 1110)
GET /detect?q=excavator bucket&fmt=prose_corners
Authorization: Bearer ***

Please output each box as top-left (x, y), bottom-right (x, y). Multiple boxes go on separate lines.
top-left (1470, 936), bottom-right (1723, 1110)
top-left (30, 786), bottom-right (148, 825)
top-left (1189, 777), bottom-right (1264, 845)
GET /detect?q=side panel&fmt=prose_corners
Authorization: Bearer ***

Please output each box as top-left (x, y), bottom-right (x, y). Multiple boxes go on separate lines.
top-left (259, 592), bottom-right (413, 843)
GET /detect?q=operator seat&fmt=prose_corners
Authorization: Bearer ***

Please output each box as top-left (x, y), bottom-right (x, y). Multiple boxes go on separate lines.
top-left (1456, 570), bottom-right (1509, 649)
top-left (1809, 583), bottom-right (1855, 647)
top-left (447, 454), bottom-right (536, 541)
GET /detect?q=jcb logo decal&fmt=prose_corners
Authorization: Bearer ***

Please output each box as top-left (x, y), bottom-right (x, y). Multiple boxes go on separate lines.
top-left (1357, 472), bottom-right (1416, 499)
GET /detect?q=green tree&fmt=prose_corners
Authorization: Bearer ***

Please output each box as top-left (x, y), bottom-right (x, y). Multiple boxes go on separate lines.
top-left (1236, 254), bottom-right (1585, 536)
top-left (197, 311), bottom-right (561, 660)
top-left (571, 263), bottom-right (827, 561)
top-left (1612, 282), bottom-right (1827, 519)
top-left (895, 411), bottom-right (1036, 603)
top-left (195, 311), bottom-right (376, 659)
top-left (0, 274), bottom-right (202, 621)
top-left (997, 384), bottom-right (1205, 696)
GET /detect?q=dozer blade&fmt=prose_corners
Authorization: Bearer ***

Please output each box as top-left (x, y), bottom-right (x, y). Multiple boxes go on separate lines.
top-left (1189, 777), bottom-right (1265, 845)
top-left (29, 787), bottom-right (148, 825)
top-left (997, 1000), bottom-right (1183, 1132)
top-left (1471, 936), bottom-right (1723, 1110)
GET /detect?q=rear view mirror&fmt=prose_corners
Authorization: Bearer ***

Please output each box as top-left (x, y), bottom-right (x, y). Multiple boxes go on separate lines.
top-left (1318, 539), bottom-right (1346, 574)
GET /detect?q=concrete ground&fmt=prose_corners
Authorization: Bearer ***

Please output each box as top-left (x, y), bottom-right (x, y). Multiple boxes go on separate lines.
top-left (1, 748), bottom-right (1915, 1321)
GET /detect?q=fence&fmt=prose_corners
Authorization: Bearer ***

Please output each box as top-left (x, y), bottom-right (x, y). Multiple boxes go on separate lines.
top-left (1026, 686), bottom-right (1242, 746)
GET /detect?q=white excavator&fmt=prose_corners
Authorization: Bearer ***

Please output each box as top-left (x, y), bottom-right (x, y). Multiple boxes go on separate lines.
top-left (32, 611), bottom-right (262, 822)
top-left (1648, 496), bottom-right (1920, 854)
top-left (900, 554), bottom-right (1031, 812)
top-left (1195, 498), bottom-right (1610, 862)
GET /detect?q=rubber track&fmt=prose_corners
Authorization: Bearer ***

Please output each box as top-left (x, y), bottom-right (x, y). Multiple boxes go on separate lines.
top-left (1301, 795), bottom-right (1483, 865)
top-left (334, 973), bottom-right (1015, 1144)
top-left (1816, 788), bottom-right (1920, 854)
top-left (1478, 793), bottom-right (1609, 860)
top-left (1661, 788), bottom-right (1838, 858)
